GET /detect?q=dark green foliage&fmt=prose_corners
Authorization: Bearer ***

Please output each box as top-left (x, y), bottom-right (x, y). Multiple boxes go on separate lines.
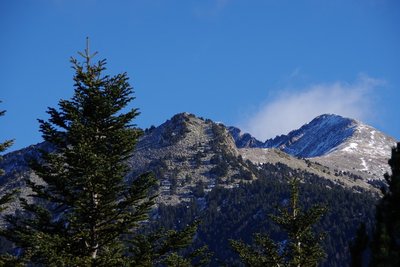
top-left (230, 233), bottom-right (281, 266)
top-left (0, 104), bottom-right (13, 176)
top-left (209, 124), bottom-right (228, 153)
top-left (231, 178), bottom-right (327, 266)
top-left (156, 162), bottom-right (377, 266)
top-left (129, 222), bottom-right (211, 266)
top-left (0, 103), bottom-right (19, 265)
top-left (160, 114), bottom-right (191, 146)
top-left (0, 106), bottom-right (16, 210)
top-left (193, 152), bottom-right (204, 168)
top-left (350, 223), bottom-right (369, 267)
top-left (370, 142), bottom-right (400, 266)
top-left (1, 46), bottom-right (159, 265)
top-left (193, 181), bottom-right (205, 198)
top-left (239, 169), bottom-right (253, 181)
top-left (210, 161), bottom-right (228, 177)
top-left (350, 142), bottom-right (400, 267)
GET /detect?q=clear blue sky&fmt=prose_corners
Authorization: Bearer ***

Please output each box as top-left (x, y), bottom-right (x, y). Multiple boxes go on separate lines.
top-left (1, 0), bottom-right (399, 151)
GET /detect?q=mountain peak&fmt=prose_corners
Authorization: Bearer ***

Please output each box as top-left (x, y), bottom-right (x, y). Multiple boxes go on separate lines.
top-left (264, 114), bottom-right (357, 157)
top-left (228, 113), bottom-right (395, 181)
top-left (228, 114), bottom-right (360, 157)
top-left (228, 126), bottom-right (264, 148)
top-left (310, 113), bottom-right (357, 126)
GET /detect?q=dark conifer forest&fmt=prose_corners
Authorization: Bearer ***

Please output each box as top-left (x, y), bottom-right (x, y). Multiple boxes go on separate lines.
top-left (154, 162), bottom-right (377, 267)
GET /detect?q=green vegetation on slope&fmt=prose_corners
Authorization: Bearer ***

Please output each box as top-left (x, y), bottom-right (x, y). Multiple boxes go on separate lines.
top-left (155, 162), bottom-right (377, 267)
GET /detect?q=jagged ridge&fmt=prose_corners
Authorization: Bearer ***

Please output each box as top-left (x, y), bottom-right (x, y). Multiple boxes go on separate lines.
top-left (264, 114), bottom-right (357, 157)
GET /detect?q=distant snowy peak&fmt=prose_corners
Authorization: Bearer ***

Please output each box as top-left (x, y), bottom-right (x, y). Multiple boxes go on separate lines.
top-left (229, 113), bottom-right (395, 160)
top-left (228, 114), bottom-right (358, 157)
top-left (228, 113), bottom-right (397, 180)
top-left (264, 114), bottom-right (358, 157)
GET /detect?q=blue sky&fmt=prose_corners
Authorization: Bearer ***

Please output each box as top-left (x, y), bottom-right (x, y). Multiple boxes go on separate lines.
top-left (0, 0), bottom-right (399, 151)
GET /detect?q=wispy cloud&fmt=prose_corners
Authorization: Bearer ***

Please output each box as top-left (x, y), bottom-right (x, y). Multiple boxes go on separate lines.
top-left (241, 74), bottom-right (385, 141)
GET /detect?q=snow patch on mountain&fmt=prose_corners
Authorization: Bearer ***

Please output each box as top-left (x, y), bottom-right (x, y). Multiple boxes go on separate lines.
top-left (229, 114), bottom-right (358, 158)
top-left (314, 120), bottom-right (396, 180)
top-left (229, 113), bottom-right (396, 182)
top-left (342, 142), bottom-right (358, 153)
top-left (360, 158), bottom-right (368, 171)
top-left (262, 114), bottom-right (357, 157)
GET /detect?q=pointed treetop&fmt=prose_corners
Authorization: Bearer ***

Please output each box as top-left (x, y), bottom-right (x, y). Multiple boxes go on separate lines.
top-left (77, 37), bottom-right (98, 66)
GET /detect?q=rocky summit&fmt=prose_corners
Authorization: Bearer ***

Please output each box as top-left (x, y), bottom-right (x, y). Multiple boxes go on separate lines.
top-left (229, 114), bottom-right (396, 182)
top-left (0, 112), bottom-right (396, 266)
top-left (0, 112), bottom-right (397, 208)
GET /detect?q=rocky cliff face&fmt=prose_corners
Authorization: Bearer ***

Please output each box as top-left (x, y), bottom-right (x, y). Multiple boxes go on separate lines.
top-left (126, 112), bottom-right (250, 205)
top-left (228, 126), bottom-right (264, 148)
top-left (313, 121), bottom-right (396, 182)
top-left (0, 113), bottom-right (255, 208)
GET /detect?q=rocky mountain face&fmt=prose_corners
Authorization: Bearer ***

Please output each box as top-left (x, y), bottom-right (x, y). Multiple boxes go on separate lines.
top-left (313, 121), bottom-right (396, 183)
top-left (0, 113), bottom-right (257, 208)
top-left (264, 114), bottom-right (357, 157)
top-left (126, 112), bottom-right (251, 206)
top-left (1, 112), bottom-right (393, 266)
top-left (229, 114), bottom-right (396, 182)
top-left (231, 114), bottom-right (357, 157)
top-left (228, 126), bottom-right (263, 148)
top-left (0, 112), bottom-right (396, 209)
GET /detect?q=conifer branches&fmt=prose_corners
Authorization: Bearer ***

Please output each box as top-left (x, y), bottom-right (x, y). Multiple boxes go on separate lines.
top-left (231, 178), bottom-right (326, 267)
top-left (0, 42), bottom-right (208, 266)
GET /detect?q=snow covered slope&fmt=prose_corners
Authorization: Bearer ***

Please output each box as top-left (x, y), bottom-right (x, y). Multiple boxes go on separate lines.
top-left (313, 122), bottom-right (396, 181)
top-left (229, 114), bottom-right (396, 181)
top-left (263, 114), bottom-right (357, 157)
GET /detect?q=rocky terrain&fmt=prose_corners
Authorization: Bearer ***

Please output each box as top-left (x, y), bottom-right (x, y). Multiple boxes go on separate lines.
top-left (313, 122), bottom-right (396, 183)
top-left (0, 112), bottom-right (395, 266)
top-left (0, 112), bottom-right (396, 209)
top-left (230, 114), bottom-right (396, 183)
top-left (113, 113), bottom-right (396, 204)
top-left (127, 112), bottom-right (249, 205)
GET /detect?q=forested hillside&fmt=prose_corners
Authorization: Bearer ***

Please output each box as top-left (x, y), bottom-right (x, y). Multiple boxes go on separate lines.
top-left (154, 162), bottom-right (377, 266)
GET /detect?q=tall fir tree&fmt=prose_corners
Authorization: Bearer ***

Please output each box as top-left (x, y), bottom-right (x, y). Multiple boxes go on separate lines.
top-left (129, 222), bottom-right (211, 266)
top-left (369, 142), bottom-right (400, 267)
top-left (0, 42), bottom-right (205, 266)
top-left (349, 223), bottom-right (369, 267)
top-left (0, 103), bottom-right (15, 206)
top-left (0, 103), bottom-right (13, 177)
top-left (0, 103), bottom-right (19, 265)
top-left (231, 178), bottom-right (326, 267)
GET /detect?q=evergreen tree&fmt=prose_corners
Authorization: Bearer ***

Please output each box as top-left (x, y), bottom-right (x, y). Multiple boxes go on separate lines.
top-left (0, 103), bottom-right (13, 177)
top-left (0, 104), bottom-right (15, 208)
top-left (0, 43), bottom-right (203, 266)
top-left (349, 223), bottom-right (369, 267)
top-left (369, 142), bottom-right (400, 267)
top-left (0, 103), bottom-right (19, 265)
top-left (129, 222), bottom-right (211, 266)
top-left (0, 104), bottom-right (15, 210)
top-left (231, 178), bottom-right (326, 267)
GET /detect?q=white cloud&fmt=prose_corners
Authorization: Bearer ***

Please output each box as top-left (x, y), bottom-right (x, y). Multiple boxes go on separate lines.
top-left (242, 74), bottom-right (385, 141)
